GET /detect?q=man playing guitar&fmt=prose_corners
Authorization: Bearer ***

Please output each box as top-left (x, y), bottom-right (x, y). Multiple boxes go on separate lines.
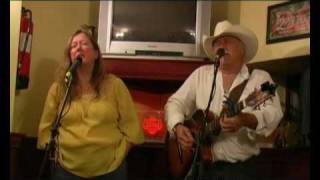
top-left (165, 20), bottom-right (283, 180)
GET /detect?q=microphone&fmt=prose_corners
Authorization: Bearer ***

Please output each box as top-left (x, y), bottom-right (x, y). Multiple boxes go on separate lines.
top-left (65, 57), bottom-right (82, 83)
top-left (213, 48), bottom-right (225, 66)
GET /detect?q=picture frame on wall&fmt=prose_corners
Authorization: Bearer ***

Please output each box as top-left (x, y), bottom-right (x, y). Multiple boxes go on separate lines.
top-left (266, 0), bottom-right (310, 44)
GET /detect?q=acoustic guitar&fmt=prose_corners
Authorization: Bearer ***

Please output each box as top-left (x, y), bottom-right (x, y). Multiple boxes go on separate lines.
top-left (168, 81), bottom-right (278, 179)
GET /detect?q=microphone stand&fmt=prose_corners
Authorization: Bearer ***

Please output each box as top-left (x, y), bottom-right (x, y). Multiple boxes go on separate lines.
top-left (37, 76), bottom-right (74, 180)
top-left (184, 58), bottom-right (221, 180)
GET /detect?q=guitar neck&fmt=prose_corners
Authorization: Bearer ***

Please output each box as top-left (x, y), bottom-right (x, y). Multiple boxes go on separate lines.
top-left (207, 99), bottom-right (250, 134)
top-left (237, 100), bottom-right (245, 113)
top-left (207, 99), bottom-right (249, 133)
top-left (235, 95), bottom-right (265, 113)
top-left (195, 81), bottom-right (276, 136)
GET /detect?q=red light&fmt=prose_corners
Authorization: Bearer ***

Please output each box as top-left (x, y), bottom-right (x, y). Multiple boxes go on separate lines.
top-left (142, 117), bottom-right (164, 137)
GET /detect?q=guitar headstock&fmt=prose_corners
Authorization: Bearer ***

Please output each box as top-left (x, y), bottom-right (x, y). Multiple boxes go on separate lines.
top-left (246, 81), bottom-right (278, 109)
top-left (261, 81), bottom-right (277, 96)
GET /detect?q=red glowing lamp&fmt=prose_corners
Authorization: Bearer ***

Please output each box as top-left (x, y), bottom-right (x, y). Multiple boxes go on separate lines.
top-left (142, 116), bottom-right (164, 137)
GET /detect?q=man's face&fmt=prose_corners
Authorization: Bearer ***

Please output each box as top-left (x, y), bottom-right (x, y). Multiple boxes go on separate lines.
top-left (211, 35), bottom-right (245, 66)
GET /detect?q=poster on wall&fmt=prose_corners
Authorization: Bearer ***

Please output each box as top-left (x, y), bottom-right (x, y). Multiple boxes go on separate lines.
top-left (16, 7), bottom-right (33, 90)
top-left (266, 1), bottom-right (310, 44)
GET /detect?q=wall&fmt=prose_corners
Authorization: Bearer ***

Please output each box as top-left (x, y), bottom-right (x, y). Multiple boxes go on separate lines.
top-left (10, 1), bottom-right (22, 132)
top-left (211, 1), bottom-right (240, 34)
top-left (11, 1), bottom-right (99, 137)
top-left (239, 1), bottom-right (310, 63)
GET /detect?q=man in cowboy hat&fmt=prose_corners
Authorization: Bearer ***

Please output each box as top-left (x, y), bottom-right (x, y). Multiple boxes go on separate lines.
top-left (165, 20), bottom-right (283, 179)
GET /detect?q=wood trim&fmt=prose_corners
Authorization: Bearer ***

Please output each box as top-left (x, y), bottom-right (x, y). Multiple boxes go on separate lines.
top-left (10, 134), bottom-right (49, 179)
top-left (10, 133), bottom-right (26, 148)
top-left (103, 58), bottom-right (210, 81)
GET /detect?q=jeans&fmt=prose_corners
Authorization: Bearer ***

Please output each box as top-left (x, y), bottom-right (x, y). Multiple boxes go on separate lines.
top-left (51, 161), bottom-right (127, 180)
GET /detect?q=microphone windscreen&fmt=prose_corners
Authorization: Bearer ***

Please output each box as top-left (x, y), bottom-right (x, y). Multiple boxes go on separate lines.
top-left (216, 48), bottom-right (225, 57)
top-left (75, 56), bottom-right (83, 65)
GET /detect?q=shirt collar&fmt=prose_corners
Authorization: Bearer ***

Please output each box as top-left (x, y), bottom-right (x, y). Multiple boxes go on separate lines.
top-left (238, 64), bottom-right (250, 80)
top-left (213, 64), bottom-right (249, 79)
top-left (217, 64), bottom-right (250, 94)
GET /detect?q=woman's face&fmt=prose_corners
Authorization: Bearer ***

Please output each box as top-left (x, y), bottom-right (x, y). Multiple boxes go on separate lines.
top-left (69, 32), bottom-right (98, 65)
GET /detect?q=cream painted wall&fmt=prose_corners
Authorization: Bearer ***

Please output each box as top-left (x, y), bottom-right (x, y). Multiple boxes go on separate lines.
top-left (239, 1), bottom-right (310, 63)
top-left (12, 1), bottom-right (99, 137)
top-left (10, 1), bottom-right (22, 132)
top-left (211, 1), bottom-right (240, 34)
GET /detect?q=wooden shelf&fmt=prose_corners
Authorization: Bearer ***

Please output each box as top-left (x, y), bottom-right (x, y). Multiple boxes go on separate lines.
top-left (104, 55), bottom-right (309, 82)
top-left (103, 57), bottom-right (210, 81)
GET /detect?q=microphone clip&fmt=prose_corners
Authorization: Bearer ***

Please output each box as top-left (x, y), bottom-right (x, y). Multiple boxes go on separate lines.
top-left (65, 57), bottom-right (82, 84)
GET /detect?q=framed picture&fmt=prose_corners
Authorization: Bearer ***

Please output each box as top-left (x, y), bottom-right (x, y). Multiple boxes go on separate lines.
top-left (266, 1), bottom-right (310, 44)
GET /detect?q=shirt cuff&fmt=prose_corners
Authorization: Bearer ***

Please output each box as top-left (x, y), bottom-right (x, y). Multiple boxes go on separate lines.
top-left (166, 114), bottom-right (184, 137)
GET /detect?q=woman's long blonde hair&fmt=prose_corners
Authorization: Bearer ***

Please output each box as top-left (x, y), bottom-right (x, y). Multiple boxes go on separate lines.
top-left (55, 25), bottom-right (105, 99)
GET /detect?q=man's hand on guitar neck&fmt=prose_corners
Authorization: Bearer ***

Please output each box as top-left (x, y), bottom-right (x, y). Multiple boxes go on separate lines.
top-left (174, 123), bottom-right (195, 150)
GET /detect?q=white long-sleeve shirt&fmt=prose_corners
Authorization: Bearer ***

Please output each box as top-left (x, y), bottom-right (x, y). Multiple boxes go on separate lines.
top-left (165, 64), bottom-right (283, 163)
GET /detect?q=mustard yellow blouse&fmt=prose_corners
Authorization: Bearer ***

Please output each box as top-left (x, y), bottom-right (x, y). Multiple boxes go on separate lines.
top-left (37, 74), bottom-right (144, 178)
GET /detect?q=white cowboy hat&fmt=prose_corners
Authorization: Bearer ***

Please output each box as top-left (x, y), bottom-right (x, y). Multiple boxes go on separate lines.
top-left (203, 20), bottom-right (258, 62)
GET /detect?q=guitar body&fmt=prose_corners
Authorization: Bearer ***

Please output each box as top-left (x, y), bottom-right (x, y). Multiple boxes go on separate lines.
top-left (167, 110), bottom-right (216, 179)
top-left (168, 138), bottom-right (194, 179)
